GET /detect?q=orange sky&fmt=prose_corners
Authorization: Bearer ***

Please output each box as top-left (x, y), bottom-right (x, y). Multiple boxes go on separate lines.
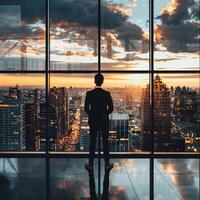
top-left (0, 74), bottom-right (199, 88)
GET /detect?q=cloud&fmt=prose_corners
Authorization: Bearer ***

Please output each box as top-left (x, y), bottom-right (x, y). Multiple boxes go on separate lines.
top-left (158, 0), bottom-right (195, 25)
top-left (156, 0), bottom-right (200, 52)
top-left (0, 2), bottom-right (45, 38)
top-left (0, 0), bottom-right (128, 29)
top-left (0, 0), bottom-right (132, 40)
top-left (116, 21), bottom-right (144, 40)
top-left (0, 0), bottom-right (45, 23)
top-left (156, 23), bottom-right (199, 42)
top-left (50, 0), bottom-right (129, 29)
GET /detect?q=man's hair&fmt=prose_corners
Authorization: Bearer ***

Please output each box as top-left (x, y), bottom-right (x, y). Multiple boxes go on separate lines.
top-left (95, 73), bottom-right (104, 86)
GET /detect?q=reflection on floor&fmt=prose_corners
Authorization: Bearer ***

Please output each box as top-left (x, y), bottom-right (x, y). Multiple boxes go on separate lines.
top-left (0, 158), bottom-right (199, 200)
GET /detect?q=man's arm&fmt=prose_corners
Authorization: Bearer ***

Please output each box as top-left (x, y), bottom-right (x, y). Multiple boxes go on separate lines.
top-left (84, 92), bottom-right (90, 115)
top-left (107, 92), bottom-right (113, 114)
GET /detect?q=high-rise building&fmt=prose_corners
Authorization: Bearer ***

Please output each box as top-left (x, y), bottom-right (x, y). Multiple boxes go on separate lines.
top-left (154, 75), bottom-right (171, 151)
top-left (0, 103), bottom-right (25, 151)
top-left (39, 102), bottom-right (58, 151)
top-left (80, 106), bottom-right (90, 151)
top-left (8, 85), bottom-right (21, 100)
top-left (109, 113), bottom-right (129, 152)
top-left (140, 84), bottom-right (152, 151)
top-left (50, 87), bottom-right (68, 137)
top-left (24, 103), bottom-right (37, 151)
top-left (173, 86), bottom-right (197, 122)
top-left (141, 75), bottom-right (171, 151)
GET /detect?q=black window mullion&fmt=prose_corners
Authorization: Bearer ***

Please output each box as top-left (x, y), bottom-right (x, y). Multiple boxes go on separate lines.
top-left (98, 0), bottom-right (101, 198)
top-left (45, 0), bottom-right (50, 200)
top-left (98, 0), bottom-right (101, 73)
top-left (150, 0), bottom-right (154, 200)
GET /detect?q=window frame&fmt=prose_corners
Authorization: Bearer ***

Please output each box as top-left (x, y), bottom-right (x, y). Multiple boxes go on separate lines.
top-left (0, 0), bottom-right (199, 200)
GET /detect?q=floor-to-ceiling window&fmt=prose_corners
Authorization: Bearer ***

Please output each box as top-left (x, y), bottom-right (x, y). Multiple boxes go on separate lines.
top-left (0, 0), bottom-right (199, 199)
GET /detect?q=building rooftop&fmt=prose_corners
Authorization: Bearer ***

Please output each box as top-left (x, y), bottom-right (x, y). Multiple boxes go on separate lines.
top-left (109, 113), bottom-right (129, 120)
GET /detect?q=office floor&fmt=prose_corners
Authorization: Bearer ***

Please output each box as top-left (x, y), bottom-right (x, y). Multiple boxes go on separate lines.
top-left (0, 158), bottom-right (199, 200)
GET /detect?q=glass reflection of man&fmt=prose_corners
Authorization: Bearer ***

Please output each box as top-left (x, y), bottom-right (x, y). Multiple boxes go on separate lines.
top-left (84, 73), bottom-right (113, 171)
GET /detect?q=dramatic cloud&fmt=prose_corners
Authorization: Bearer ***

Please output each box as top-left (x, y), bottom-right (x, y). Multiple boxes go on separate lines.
top-left (156, 0), bottom-right (200, 52)
top-left (158, 0), bottom-right (195, 25)
top-left (116, 22), bottom-right (144, 40)
top-left (0, 0), bottom-right (131, 40)
top-left (0, 0), bottom-right (128, 29)
top-left (0, 0), bottom-right (147, 53)
top-left (0, 0), bottom-right (45, 23)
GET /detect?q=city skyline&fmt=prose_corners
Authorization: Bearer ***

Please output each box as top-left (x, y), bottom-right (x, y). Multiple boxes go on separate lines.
top-left (0, 1), bottom-right (199, 199)
top-left (0, 75), bottom-right (199, 152)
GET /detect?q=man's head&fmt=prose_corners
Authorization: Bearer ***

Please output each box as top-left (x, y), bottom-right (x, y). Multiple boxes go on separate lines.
top-left (95, 73), bottom-right (104, 86)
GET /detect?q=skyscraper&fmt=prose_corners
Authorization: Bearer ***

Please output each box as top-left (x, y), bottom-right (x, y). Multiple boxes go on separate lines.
top-left (173, 86), bottom-right (197, 122)
top-left (141, 84), bottom-right (151, 151)
top-left (8, 85), bottom-right (21, 100)
top-left (24, 103), bottom-right (37, 151)
top-left (80, 106), bottom-right (90, 151)
top-left (154, 75), bottom-right (171, 151)
top-left (0, 103), bottom-right (25, 151)
top-left (109, 113), bottom-right (129, 152)
top-left (39, 102), bottom-right (58, 151)
top-left (141, 75), bottom-right (171, 151)
top-left (50, 87), bottom-right (68, 137)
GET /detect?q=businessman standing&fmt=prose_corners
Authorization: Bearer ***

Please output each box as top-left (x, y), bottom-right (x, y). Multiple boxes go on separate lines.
top-left (84, 73), bottom-right (113, 171)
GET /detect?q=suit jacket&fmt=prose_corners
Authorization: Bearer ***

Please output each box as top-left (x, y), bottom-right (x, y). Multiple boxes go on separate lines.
top-left (84, 88), bottom-right (113, 129)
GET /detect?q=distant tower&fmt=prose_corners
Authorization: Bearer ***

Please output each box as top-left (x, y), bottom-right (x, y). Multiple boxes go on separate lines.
top-left (140, 84), bottom-right (151, 151)
top-left (109, 113), bottom-right (129, 152)
top-left (24, 103), bottom-right (37, 151)
top-left (154, 75), bottom-right (171, 151)
top-left (39, 102), bottom-right (57, 151)
top-left (50, 87), bottom-right (68, 137)
top-left (9, 85), bottom-right (20, 100)
top-left (0, 104), bottom-right (25, 151)
top-left (80, 106), bottom-right (90, 151)
top-left (141, 75), bottom-right (171, 151)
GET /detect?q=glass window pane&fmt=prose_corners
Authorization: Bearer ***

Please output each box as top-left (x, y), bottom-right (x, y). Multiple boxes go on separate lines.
top-left (0, 74), bottom-right (45, 152)
top-left (101, 159), bottom-right (150, 200)
top-left (50, 0), bottom-right (98, 71)
top-left (154, 0), bottom-right (200, 70)
top-left (50, 158), bottom-right (149, 200)
top-left (0, 0), bottom-right (45, 71)
top-left (101, 0), bottom-right (149, 70)
top-left (152, 74), bottom-right (200, 152)
top-left (49, 74), bottom-right (94, 151)
top-left (49, 74), bottom-right (150, 152)
top-left (50, 158), bottom-right (97, 199)
top-left (155, 159), bottom-right (199, 200)
top-left (0, 158), bottom-right (46, 200)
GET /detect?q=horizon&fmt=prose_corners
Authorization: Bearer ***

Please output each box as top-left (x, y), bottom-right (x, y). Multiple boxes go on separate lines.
top-left (0, 73), bottom-right (199, 88)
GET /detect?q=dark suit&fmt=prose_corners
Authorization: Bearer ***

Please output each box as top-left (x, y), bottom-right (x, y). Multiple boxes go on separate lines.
top-left (84, 87), bottom-right (113, 166)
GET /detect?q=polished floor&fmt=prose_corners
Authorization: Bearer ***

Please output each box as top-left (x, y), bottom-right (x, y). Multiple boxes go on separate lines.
top-left (0, 158), bottom-right (199, 200)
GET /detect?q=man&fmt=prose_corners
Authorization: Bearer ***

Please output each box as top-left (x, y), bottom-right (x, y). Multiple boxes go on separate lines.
top-left (84, 73), bottom-right (113, 171)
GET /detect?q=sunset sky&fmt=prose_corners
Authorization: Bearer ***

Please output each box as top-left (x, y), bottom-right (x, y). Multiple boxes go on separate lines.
top-left (0, 73), bottom-right (199, 88)
top-left (0, 0), bottom-right (199, 88)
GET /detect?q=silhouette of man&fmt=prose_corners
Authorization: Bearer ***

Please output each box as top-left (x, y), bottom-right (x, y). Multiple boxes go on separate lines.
top-left (84, 73), bottom-right (113, 171)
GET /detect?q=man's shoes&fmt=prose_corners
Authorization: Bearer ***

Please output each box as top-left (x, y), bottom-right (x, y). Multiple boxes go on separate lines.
top-left (105, 163), bottom-right (113, 172)
top-left (85, 163), bottom-right (94, 171)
